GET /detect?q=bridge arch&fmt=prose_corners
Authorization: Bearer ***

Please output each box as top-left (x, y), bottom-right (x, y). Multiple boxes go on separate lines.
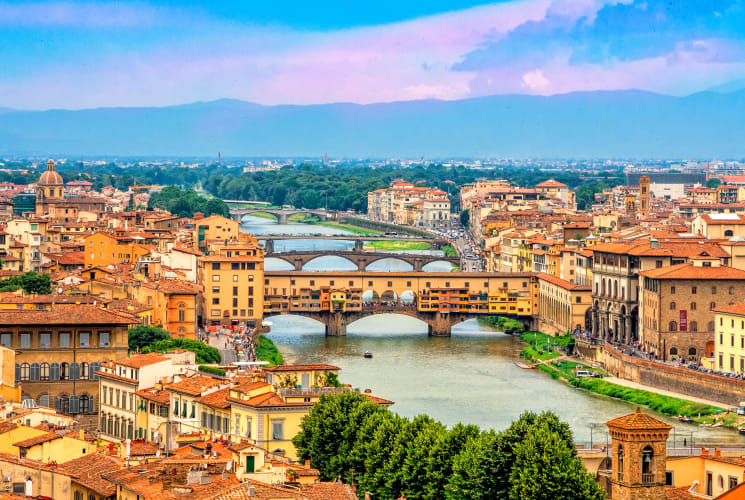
top-left (242, 210), bottom-right (281, 221)
top-left (303, 255), bottom-right (359, 271)
top-left (264, 256), bottom-right (296, 271)
top-left (400, 290), bottom-right (417, 304)
top-left (364, 256), bottom-right (414, 272)
top-left (422, 260), bottom-right (457, 272)
top-left (380, 290), bottom-right (398, 304)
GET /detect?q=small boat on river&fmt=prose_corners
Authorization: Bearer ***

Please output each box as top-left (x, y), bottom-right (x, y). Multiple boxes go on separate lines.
top-left (678, 416), bottom-right (693, 423)
top-left (363, 351), bottom-right (373, 358)
top-left (514, 361), bottom-right (535, 369)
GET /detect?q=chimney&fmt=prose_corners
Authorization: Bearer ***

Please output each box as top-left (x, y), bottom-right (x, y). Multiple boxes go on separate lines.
top-left (304, 460), bottom-right (310, 468)
top-left (199, 475), bottom-right (211, 486)
top-left (247, 485), bottom-right (256, 497)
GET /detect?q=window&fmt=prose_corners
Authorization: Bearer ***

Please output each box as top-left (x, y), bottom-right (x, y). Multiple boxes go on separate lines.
top-left (669, 302), bottom-right (676, 310)
top-left (212, 274), bottom-right (220, 282)
top-left (692, 286), bottom-right (697, 294)
top-left (178, 310), bottom-right (185, 322)
top-left (20, 363), bottom-right (29, 381)
top-left (670, 286), bottom-right (675, 294)
top-left (617, 445), bottom-right (624, 481)
top-left (245, 416), bottom-right (252, 438)
top-left (20, 333), bottom-right (30, 348)
top-left (641, 446), bottom-right (654, 483)
top-left (40, 362), bottom-right (49, 381)
top-left (81, 362), bottom-right (89, 380)
top-left (712, 286), bottom-right (717, 294)
top-left (59, 333), bottom-right (70, 348)
top-left (0, 333), bottom-right (9, 347)
top-left (730, 286), bottom-right (736, 295)
top-left (690, 302), bottom-right (696, 310)
top-left (666, 471), bottom-right (674, 487)
top-left (669, 321), bottom-right (677, 332)
top-left (272, 420), bottom-right (284, 440)
top-left (79, 332), bottom-right (90, 347)
top-left (40, 333), bottom-right (50, 348)
top-left (710, 302), bottom-right (716, 311)
top-left (212, 262), bottom-right (220, 270)
top-left (690, 321), bottom-right (698, 332)
top-left (688, 347), bottom-right (697, 356)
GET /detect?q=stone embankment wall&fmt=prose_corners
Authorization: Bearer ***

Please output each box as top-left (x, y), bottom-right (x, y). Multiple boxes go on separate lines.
top-left (576, 340), bottom-right (745, 407)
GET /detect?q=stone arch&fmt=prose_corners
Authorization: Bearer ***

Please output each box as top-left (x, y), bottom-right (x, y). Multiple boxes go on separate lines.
top-left (303, 255), bottom-right (359, 271)
top-left (263, 256), bottom-right (295, 271)
top-left (400, 290), bottom-right (417, 305)
top-left (244, 210), bottom-right (280, 221)
top-left (364, 256), bottom-right (414, 272)
top-left (362, 290), bottom-right (380, 305)
top-left (380, 290), bottom-right (399, 304)
top-left (421, 260), bottom-right (458, 272)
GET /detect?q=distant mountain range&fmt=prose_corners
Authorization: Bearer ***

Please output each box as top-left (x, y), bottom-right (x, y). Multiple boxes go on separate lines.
top-left (1, 89), bottom-right (744, 158)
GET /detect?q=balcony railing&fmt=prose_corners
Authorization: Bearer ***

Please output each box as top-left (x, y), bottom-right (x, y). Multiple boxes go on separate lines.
top-left (641, 473), bottom-right (654, 484)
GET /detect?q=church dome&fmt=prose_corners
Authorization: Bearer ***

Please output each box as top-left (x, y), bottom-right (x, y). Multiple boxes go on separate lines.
top-left (39, 159), bottom-right (63, 186)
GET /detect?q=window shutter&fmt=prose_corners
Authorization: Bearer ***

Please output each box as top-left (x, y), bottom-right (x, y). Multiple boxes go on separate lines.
top-left (70, 363), bottom-right (80, 381)
top-left (14, 364), bottom-right (19, 383)
top-left (30, 363), bottom-right (40, 382)
top-left (54, 396), bottom-right (61, 411)
top-left (39, 395), bottom-right (49, 408)
top-left (50, 363), bottom-right (60, 381)
top-left (70, 395), bottom-right (80, 414)
top-left (89, 362), bottom-right (99, 381)
top-left (89, 396), bottom-right (95, 413)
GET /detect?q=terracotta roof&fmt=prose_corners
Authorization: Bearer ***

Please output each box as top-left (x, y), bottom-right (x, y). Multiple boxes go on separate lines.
top-left (0, 304), bottom-right (138, 325)
top-left (263, 364), bottom-right (340, 373)
top-left (166, 375), bottom-right (226, 396)
top-left (536, 273), bottom-right (591, 291)
top-left (13, 432), bottom-right (62, 448)
top-left (116, 352), bottom-right (170, 369)
top-left (639, 262), bottom-right (745, 280)
top-left (197, 388), bottom-right (231, 409)
top-left (211, 480), bottom-right (357, 500)
top-left (606, 408), bottom-right (672, 431)
top-left (535, 179), bottom-right (568, 188)
top-left (136, 387), bottom-right (172, 404)
top-left (714, 303), bottom-right (745, 316)
top-left (665, 486), bottom-right (701, 500)
top-left (229, 391), bottom-right (311, 409)
top-left (58, 453), bottom-right (122, 496)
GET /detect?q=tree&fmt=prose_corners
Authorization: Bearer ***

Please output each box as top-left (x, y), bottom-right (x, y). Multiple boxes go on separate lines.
top-left (144, 338), bottom-right (221, 364)
top-left (322, 372), bottom-right (341, 387)
top-left (423, 423), bottom-right (480, 500)
top-left (398, 419), bottom-right (448, 499)
top-left (128, 325), bottom-right (170, 351)
top-left (292, 391), bottom-right (374, 481)
top-left (0, 272), bottom-right (51, 294)
top-left (355, 412), bottom-right (405, 495)
top-left (510, 424), bottom-right (605, 500)
top-left (446, 431), bottom-right (502, 500)
top-left (707, 177), bottom-right (722, 188)
top-left (460, 209), bottom-right (470, 227)
top-left (382, 415), bottom-right (438, 499)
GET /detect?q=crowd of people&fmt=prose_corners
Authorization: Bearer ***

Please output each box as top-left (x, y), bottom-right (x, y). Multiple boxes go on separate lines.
top-left (200, 324), bottom-right (258, 363)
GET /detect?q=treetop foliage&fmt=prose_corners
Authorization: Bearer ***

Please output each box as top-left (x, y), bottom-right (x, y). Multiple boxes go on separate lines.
top-left (0, 272), bottom-right (51, 294)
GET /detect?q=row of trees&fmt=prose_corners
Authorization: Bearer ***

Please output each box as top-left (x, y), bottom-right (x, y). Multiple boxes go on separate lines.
top-left (293, 392), bottom-right (604, 500)
top-left (0, 271), bottom-right (51, 294)
top-left (147, 186), bottom-right (229, 218)
top-left (128, 326), bottom-right (221, 364)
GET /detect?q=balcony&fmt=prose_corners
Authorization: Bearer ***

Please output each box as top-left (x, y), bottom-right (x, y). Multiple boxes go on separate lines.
top-left (641, 473), bottom-right (654, 484)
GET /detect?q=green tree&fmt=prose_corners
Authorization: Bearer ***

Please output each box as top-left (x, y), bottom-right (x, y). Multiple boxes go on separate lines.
top-left (446, 431), bottom-right (502, 500)
top-left (0, 272), bottom-right (51, 294)
top-left (509, 424), bottom-right (605, 500)
top-left (399, 419), bottom-right (448, 499)
top-left (322, 372), bottom-right (342, 387)
top-left (355, 412), bottom-right (405, 495)
top-left (382, 415), bottom-right (437, 499)
top-left (128, 325), bottom-right (170, 351)
top-left (706, 177), bottom-right (722, 188)
top-left (292, 391), bottom-right (373, 481)
top-left (423, 423), bottom-right (480, 500)
top-left (144, 338), bottom-right (221, 364)
top-left (460, 209), bottom-right (470, 227)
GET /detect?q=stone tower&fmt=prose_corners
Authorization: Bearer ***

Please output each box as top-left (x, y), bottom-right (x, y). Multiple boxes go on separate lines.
top-left (639, 175), bottom-right (650, 218)
top-left (606, 407), bottom-right (671, 500)
top-left (625, 194), bottom-right (637, 218)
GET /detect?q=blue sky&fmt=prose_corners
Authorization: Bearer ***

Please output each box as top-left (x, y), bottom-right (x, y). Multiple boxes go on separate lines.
top-left (1, 0), bottom-right (745, 109)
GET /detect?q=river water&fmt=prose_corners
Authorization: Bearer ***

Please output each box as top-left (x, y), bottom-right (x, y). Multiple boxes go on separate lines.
top-left (243, 216), bottom-right (745, 445)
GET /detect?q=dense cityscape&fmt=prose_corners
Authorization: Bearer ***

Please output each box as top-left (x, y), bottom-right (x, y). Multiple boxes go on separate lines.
top-left (4, 1), bottom-right (745, 499)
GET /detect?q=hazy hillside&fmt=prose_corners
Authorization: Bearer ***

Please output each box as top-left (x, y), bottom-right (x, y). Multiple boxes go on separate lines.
top-left (1, 90), bottom-right (744, 158)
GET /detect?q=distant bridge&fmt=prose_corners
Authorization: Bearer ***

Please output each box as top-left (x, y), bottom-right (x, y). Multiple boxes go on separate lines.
top-left (228, 207), bottom-right (330, 224)
top-left (265, 250), bottom-right (459, 271)
top-left (260, 236), bottom-right (449, 253)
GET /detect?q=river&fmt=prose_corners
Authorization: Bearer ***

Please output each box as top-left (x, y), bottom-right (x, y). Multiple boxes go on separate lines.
top-left (243, 215), bottom-right (745, 446)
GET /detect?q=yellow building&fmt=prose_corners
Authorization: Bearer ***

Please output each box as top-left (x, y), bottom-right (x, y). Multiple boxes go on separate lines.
top-left (135, 384), bottom-right (171, 442)
top-left (713, 303), bottom-right (745, 374)
top-left (263, 364), bottom-right (340, 390)
top-left (136, 279), bottom-right (200, 339)
top-left (0, 423), bottom-right (94, 463)
top-left (83, 231), bottom-right (151, 268)
top-left (193, 214), bottom-right (240, 250)
top-left (666, 449), bottom-right (745, 498)
top-left (199, 239), bottom-right (265, 327)
top-left (537, 273), bottom-right (592, 336)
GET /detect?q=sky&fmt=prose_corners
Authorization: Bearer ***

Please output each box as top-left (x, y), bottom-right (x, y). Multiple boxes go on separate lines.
top-left (1, 0), bottom-right (745, 109)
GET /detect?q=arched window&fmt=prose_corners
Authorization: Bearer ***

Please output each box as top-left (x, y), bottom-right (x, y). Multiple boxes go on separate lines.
top-left (708, 321), bottom-right (715, 331)
top-left (80, 395), bottom-right (90, 414)
top-left (617, 444), bottom-right (624, 481)
top-left (725, 230), bottom-right (734, 237)
top-left (20, 363), bottom-right (29, 382)
top-left (642, 445), bottom-right (654, 483)
top-left (60, 362), bottom-right (69, 380)
top-left (614, 281), bottom-right (618, 298)
top-left (730, 287), bottom-right (735, 295)
top-left (712, 286), bottom-right (717, 294)
top-left (80, 362), bottom-right (89, 380)
top-left (690, 321), bottom-right (698, 332)
top-left (670, 302), bottom-right (676, 310)
top-left (669, 321), bottom-right (678, 332)
top-left (29, 363), bottom-right (40, 382)
top-left (710, 302), bottom-right (717, 310)
top-left (688, 347), bottom-right (697, 356)
top-left (50, 363), bottom-right (60, 381)
top-left (40, 363), bottom-right (49, 381)
top-left (669, 347), bottom-right (678, 355)
top-left (39, 395), bottom-right (49, 408)
top-left (690, 302), bottom-right (696, 310)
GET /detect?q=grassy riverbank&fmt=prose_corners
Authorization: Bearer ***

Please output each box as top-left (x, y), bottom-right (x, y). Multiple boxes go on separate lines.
top-left (316, 221), bottom-right (382, 235)
top-left (364, 240), bottom-right (431, 251)
top-left (256, 336), bottom-right (284, 366)
top-left (443, 245), bottom-right (457, 257)
top-left (516, 331), bottom-right (727, 425)
top-left (249, 211), bottom-right (280, 221)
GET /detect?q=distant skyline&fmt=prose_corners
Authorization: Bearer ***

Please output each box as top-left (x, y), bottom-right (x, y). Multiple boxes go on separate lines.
top-left (2, 0), bottom-right (745, 109)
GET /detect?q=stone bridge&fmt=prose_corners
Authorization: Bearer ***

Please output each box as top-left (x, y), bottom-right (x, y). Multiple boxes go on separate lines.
top-left (265, 251), bottom-right (459, 271)
top-left (261, 236), bottom-right (450, 253)
top-left (228, 207), bottom-right (330, 224)
top-left (265, 305), bottom-right (486, 336)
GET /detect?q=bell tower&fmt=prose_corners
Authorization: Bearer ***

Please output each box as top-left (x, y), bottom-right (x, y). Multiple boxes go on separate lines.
top-left (625, 194), bottom-right (637, 219)
top-left (639, 175), bottom-right (650, 218)
top-left (606, 408), bottom-right (671, 500)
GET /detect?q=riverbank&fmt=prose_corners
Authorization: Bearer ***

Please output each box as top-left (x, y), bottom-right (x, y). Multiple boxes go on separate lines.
top-left (316, 220), bottom-right (382, 235)
top-left (517, 332), bottom-right (730, 428)
top-left (256, 335), bottom-right (284, 365)
top-left (364, 240), bottom-right (431, 251)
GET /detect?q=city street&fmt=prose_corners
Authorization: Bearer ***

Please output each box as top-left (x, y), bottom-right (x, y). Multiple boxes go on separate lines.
top-left (207, 330), bottom-right (237, 365)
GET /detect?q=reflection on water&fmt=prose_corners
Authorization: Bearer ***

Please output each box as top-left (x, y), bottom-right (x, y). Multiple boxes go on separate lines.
top-left (267, 314), bottom-right (745, 445)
